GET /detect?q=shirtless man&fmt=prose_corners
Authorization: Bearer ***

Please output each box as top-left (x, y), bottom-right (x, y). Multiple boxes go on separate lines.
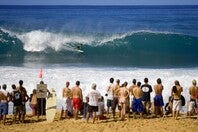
top-left (60, 81), bottom-right (72, 119)
top-left (171, 80), bottom-right (183, 120)
top-left (71, 81), bottom-right (83, 120)
top-left (106, 78), bottom-right (115, 115)
top-left (129, 79), bottom-right (137, 96)
top-left (0, 84), bottom-right (10, 125)
top-left (112, 79), bottom-right (120, 118)
top-left (17, 80), bottom-right (29, 123)
top-left (132, 82), bottom-right (143, 119)
top-left (188, 80), bottom-right (198, 118)
top-left (117, 82), bottom-right (129, 121)
top-left (153, 78), bottom-right (164, 116)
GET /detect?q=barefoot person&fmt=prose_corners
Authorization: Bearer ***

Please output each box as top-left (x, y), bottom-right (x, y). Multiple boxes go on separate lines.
top-left (11, 84), bottom-right (22, 123)
top-left (17, 80), bottom-right (29, 123)
top-left (188, 80), bottom-right (198, 118)
top-left (171, 80), bottom-right (183, 120)
top-left (117, 82), bottom-right (129, 121)
top-left (0, 84), bottom-right (10, 125)
top-left (153, 78), bottom-right (164, 116)
top-left (60, 81), bottom-right (72, 119)
top-left (132, 82), bottom-right (143, 119)
top-left (141, 78), bottom-right (153, 115)
top-left (86, 83), bottom-right (101, 123)
top-left (29, 89), bottom-right (37, 116)
top-left (106, 78), bottom-right (115, 115)
top-left (112, 79), bottom-right (120, 118)
top-left (71, 81), bottom-right (83, 120)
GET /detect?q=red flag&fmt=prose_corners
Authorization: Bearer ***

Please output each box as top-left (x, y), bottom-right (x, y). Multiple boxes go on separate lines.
top-left (38, 68), bottom-right (43, 78)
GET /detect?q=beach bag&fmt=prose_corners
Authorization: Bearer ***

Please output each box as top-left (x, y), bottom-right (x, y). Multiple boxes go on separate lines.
top-left (181, 95), bottom-right (185, 106)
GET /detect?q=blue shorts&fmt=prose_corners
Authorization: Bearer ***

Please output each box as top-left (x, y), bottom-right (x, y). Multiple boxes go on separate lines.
top-left (154, 95), bottom-right (164, 107)
top-left (132, 98), bottom-right (143, 113)
top-left (0, 102), bottom-right (8, 115)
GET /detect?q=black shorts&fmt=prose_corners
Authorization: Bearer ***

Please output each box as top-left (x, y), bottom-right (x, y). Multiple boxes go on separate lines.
top-left (107, 99), bottom-right (113, 107)
top-left (88, 105), bottom-right (98, 112)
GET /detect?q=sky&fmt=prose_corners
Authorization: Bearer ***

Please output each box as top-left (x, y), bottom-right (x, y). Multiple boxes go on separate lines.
top-left (0, 0), bottom-right (197, 5)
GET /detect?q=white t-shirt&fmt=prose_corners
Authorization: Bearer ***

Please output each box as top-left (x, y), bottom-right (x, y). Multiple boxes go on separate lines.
top-left (106, 83), bottom-right (114, 100)
top-left (87, 89), bottom-right (101, 106)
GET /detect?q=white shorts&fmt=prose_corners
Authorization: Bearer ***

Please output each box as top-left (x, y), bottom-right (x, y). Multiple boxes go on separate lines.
top-left (188, 101), bottom-right (195, 112)
top-left (61, 97), bottom-right (68, 111)
top-left (172, 99), bottom-right (182, 111)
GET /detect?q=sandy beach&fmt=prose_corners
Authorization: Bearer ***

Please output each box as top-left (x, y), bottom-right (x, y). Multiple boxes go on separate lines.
top-left (0, 111), bottom-right (198, 132)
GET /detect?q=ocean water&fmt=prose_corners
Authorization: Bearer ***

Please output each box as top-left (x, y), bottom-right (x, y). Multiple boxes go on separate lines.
top-left (0, 5), bottom-right (198, 112)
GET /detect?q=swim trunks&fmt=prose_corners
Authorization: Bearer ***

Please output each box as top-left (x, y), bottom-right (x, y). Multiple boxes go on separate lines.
top-left (0, 102), bottom-right (8, 115)
top-left (72, 98), bottom-right (82, 110)
top-left (132, 98), bottom-right (143, 113)
top-left (172, 99), bottom-right (182, 111)
top-left (154, 95), bottom-right (164, 107)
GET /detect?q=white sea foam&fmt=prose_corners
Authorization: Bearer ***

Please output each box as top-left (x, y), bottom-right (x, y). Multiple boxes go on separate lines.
top-left (1, 66), bottom-right (198, 113)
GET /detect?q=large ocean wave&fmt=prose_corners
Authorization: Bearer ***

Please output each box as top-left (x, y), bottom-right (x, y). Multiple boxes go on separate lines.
top-left (0, 28), bottom-right (198, 67)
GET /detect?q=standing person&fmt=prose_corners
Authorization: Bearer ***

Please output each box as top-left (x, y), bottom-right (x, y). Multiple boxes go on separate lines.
top-left (71, 81), bottom-right (83, 120)
top-left (129, 79), bottom-right (137, 96)
top-left (60, 81), bottom-right (72, 119)
top-left (153, 78), bottom-right (164, 117)
top-left (141, 78), bottom-right (153, 115)
top-left (117, 82), bottom-right (129, 121)
top-left (106, 78), bottom-right (115, 115)
top-left (112, 79), bottom-right (120, 118)
top-left (171, 80), bottom-right (183, 120)
top-left (18, 80), bottom-right (30, 123)
top-left (97, 96), bottom-right (106, 120)
top-left (86, 83), bottom-right (101, 123)
top-left (0, 84), bottom-right (10, 125)
top-left (37, 81), bottom-right (50, 120)
top-left (132, 82), bottom-right (143, 119)
top-left (29, 89), bottom-right (37, 116)
top-left (11, 84), bottom-right (22, 124)
top-left (187, 80), bottom-right (198, 118)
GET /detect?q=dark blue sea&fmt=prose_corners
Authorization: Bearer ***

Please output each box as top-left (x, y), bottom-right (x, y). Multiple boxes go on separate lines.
top-left (0, 5), bottom-right (198, 67)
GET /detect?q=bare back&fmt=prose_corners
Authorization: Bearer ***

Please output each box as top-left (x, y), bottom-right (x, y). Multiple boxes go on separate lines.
top-left (129, 84), bottom-right (137, 95)
top-left (133, 86), bottom-right (143, 99)
top-left (172, 85), bottom-right (183, 100)
top-left (62, 87), bottom-right (71, 98)
top-left (154, 84), bottom-right (163, 95)
top-left (189, 86), bottom-right (198, 100)
top-left (71, 86), bottom-right (83, 100)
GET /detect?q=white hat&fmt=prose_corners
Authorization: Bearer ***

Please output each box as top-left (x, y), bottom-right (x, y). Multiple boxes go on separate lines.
top-left (91, 83), bottom-right (97, 89)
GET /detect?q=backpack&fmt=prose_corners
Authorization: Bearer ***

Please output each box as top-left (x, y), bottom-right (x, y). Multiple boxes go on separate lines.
top-left (181, 95), bottom-right (185, 106)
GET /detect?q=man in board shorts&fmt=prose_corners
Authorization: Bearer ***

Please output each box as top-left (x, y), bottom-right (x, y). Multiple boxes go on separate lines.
top-left (71, 81), bottom-right (83, 120)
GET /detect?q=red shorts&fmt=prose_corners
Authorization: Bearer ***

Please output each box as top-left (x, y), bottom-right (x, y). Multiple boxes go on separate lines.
top-left (72, 98), bottom-right (82, 110)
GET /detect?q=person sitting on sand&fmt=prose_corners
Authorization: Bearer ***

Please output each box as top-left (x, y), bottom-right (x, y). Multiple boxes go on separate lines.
top-left (132, 82), bottom-right (143, 119)
top-left (86, 83), bottom-right (101, 123)
top-left (71, 81), bottom-right (83, 120)
top-left (187, 80), bottom-right (198, 118)
top-left (153, 78), bottom-right (164, 117)
top-left (29, 89), bottom-right (37, 116)
top-left (164, 96), bottom-right (173, 116)
top-left (0, 84), bottom-right (10, 125)
top-left (117, 82), bottom-right (129, 121)
top-left (60, 81), bottom-right (72, 119)
top-left (11, 84), bottom-right (22, 123)
top-left (171, 80), bottom-right (183, 120)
